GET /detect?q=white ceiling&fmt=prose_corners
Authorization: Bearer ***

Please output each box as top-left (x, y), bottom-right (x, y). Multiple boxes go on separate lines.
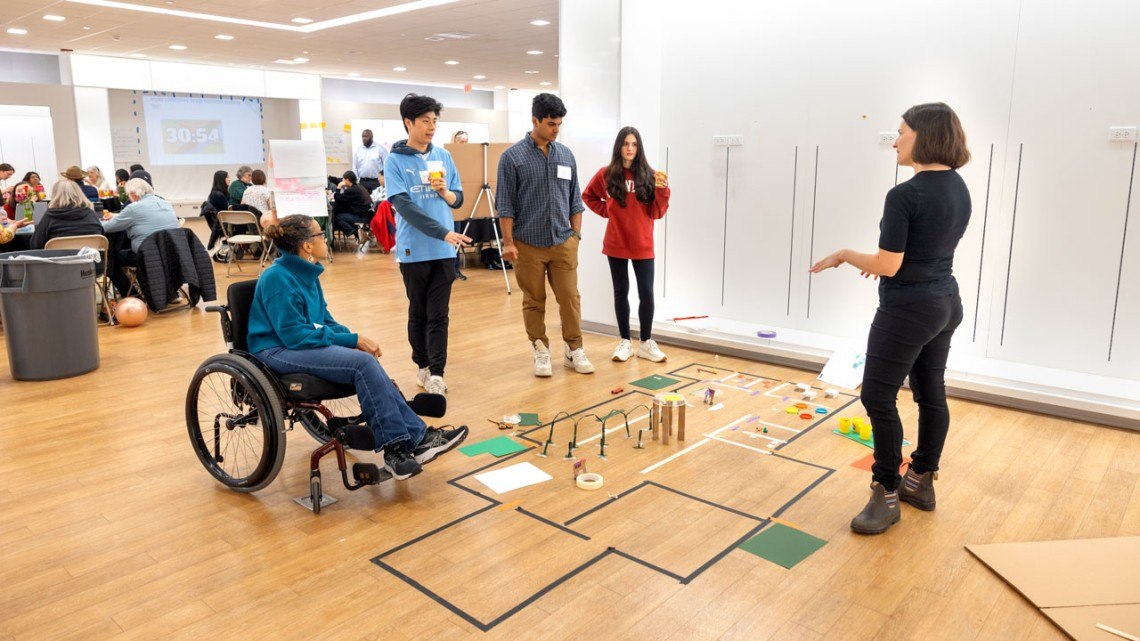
top-left (0, 0), bottom-right (560, 90)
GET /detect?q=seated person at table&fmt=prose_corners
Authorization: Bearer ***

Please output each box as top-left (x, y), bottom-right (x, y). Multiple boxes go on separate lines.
top-left (32, 180), bottom-right (105, 252)
top-left (86, 166), bottom-right (113, 195)
top-left (114, 169), bottom-right (130, 203)
top-left (332, 171), bottom-right (373, 238)
top-left (61, 166), bottom-right (99, 202)
top-left (247, 214), bottom-right (468, 479)
top-left (241, 169), bottom-right (276, 227)
top-left (129, 164), bottom-right (153, 187)
top-left (2, 181), bottom-right (30, 218)
top-left (208, 170), bottom-right (230, 214)
top-left (102, 178), bottom-right (180, 296)
top-left (21, 172), bottom-right (48, 201)
top-left (0, 215), bottom-right (32, 247)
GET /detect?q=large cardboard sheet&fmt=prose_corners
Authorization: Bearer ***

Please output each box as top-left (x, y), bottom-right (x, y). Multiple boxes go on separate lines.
top-left (967, 537), bottom-right (1140, 608)
top-left (1042, 604), bottom-right (1140, 641)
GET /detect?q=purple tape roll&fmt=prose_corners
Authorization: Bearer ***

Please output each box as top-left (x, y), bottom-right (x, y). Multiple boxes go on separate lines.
top-left (757, 330), bottom-right (777, 339)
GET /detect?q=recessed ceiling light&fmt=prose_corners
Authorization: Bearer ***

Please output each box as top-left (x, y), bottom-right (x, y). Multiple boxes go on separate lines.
top-left (526, 50), bottom-right (544, 55)
top-left (302, 50), bottom-right (308, 54)
top-left (424, 36), bottom-right (445, 42)
top-left (473, 74), bottom-right (486, 80)
top-left (274, 57), bottom-right (308, 64)
top-left (539, 81), bottom-right (551, 86)
top-left (7, 28), bottom-right (28, 35)
top-left (43, 15), bottom-right (67, 21)
top-left (529, 19), bottom-right (550, 26)
top-left (214, 34), bottom-right (233, 40)
top-left (168, 44), bottom-right (187, 50)
top-left (393, 66), bottom-right (406, 71)
top-left (82, 25), bottom-right (91, 30)
top-left (348, 72), bottom-right (359, 77)
top-left (444, 60), bottom-right (459, 65)
top-left (129, 53), bottom-right (147, 58)
top-left (291, 17), bottom-right (313, 23)
top-left (524, 70), bottom-right (539, 74)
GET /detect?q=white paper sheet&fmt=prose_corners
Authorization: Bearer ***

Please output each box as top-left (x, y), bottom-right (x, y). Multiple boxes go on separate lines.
top-left (817, 347), bottom-right (866, 390)
top-left (473, 462), bottom-right (553, 495)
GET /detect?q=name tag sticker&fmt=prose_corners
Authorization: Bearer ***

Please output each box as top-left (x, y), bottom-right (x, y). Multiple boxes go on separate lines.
top-left (557, 164), bottom-right (571, 180)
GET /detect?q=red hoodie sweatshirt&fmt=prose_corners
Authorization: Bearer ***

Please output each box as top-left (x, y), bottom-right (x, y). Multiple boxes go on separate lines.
top-left (582, 167), bottom-right (670, 260)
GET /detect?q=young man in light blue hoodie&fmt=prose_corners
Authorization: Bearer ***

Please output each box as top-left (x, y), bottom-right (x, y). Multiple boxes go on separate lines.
top-left (384, 93), bottom-right (472, 396)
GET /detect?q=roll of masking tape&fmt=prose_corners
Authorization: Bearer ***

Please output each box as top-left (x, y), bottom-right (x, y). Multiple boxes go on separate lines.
top-left (576, 472), bottom-right (604, 490)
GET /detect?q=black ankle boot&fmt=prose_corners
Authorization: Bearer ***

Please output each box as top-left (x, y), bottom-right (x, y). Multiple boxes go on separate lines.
top-left (898, 466), bottom-right (937, 511)
top-left (850, 482), bottom-right (900, 535)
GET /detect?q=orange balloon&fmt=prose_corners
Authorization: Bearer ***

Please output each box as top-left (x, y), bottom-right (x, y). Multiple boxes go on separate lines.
top-left (115, 297), bottom-right (148, 327)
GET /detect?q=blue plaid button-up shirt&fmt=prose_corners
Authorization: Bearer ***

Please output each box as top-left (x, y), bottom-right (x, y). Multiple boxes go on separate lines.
top-left (495, 134), bottom-right (585, 248)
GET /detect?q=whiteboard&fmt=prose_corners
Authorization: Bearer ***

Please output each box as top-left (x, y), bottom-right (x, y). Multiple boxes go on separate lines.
top-left (0, 105), bottom-right (59, 197)
top-left (267, 139), bottom-right (328, 218)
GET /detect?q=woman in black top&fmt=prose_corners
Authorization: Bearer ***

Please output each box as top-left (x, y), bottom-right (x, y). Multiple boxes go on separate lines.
top-left (811, 102), bottom-right (971, 535)
top-left (208, 170), bottom-right (230, 214)
top-left (332, 170), bottom-right (374, 237)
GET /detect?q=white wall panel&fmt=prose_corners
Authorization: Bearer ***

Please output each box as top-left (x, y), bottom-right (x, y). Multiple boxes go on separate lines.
top-left (73, 87), bottom-right (115, 183)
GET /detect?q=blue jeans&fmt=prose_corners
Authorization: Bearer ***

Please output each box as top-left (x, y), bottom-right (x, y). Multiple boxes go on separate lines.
top-left (255, 345), bottom-right (426, 452)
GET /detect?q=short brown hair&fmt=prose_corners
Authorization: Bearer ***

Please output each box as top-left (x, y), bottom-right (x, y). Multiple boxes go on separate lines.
top-left (251, 169), bottom-right (266, 186)
top-left (902, 103), bottom-right (970, 169)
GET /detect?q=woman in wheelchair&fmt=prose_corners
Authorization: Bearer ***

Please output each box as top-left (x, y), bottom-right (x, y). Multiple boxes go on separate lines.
top-left (249, 215), bottom-right (468, 480)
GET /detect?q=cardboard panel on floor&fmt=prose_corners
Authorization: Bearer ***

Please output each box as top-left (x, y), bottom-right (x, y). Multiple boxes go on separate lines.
top-left (966, 537), bottom-right (1140, 608)
top-left (1041, 604), bottom-right (1140, 641)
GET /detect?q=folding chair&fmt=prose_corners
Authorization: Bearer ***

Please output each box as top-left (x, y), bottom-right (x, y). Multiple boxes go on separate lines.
top-left (45, 234), bottom-right (115, 325)
top-left (217, 210), bottom-right (269, 277)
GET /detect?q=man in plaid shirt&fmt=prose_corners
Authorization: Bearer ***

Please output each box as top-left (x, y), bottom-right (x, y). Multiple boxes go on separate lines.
top-left (497, 93), bottom-right (594, 377)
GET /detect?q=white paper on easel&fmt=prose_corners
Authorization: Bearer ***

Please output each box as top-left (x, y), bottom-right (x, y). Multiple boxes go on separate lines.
top-left (817, 348), bottom-right (866, 390)
top-left (474, 462), bottom-right (553, 494)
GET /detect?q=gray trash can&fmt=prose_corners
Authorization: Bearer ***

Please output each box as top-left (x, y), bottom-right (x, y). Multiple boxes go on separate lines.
top-left (0, 249), bottom-right (100, 381)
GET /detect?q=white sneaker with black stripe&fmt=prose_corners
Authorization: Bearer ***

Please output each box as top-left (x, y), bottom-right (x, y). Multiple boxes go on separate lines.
top-left (416, 366), bottom-right (430, 389)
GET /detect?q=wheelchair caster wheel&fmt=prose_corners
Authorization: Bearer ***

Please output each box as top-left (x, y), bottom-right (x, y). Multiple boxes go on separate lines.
top-left (310, 474), bottom-right (323, 515)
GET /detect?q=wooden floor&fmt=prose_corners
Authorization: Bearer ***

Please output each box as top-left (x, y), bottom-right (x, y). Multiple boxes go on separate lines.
top-left (2, 222), bottom-right (1139, 641)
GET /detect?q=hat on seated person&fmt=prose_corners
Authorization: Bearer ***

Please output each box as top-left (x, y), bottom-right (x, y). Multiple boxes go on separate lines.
top-left (61, 166), bottom-right (86, 181)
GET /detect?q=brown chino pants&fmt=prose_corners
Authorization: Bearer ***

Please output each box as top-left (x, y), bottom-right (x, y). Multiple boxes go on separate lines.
top-left (514, 237), bottom-right (583, 350)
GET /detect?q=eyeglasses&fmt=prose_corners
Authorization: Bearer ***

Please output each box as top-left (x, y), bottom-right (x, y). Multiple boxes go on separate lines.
top-left (307, 232), bottom-right (326, 241)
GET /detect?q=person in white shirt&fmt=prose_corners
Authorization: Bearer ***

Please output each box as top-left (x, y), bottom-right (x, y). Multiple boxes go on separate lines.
top-left (0, 163), bottom-right (14, 198)
top-left (241, 169), bottom-right (276, 227)
top-left (353, 129), bottom-right (388, 195)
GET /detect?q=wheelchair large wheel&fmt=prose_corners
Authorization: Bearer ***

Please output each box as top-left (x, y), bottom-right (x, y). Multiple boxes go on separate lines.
top-left (187, 353), bottom-right (286, 492)
top-left (296, 395), bottom-right (363, 445)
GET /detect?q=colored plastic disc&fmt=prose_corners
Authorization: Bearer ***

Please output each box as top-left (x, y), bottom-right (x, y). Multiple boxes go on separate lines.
top-left (799, 413), bottom-right (813, 420)
top-left (815, 407), bottom-right (828, 414)
top-left (794, 402), bottom-right (808, 409)
top-left (785, 407), bottom-right (797, 414)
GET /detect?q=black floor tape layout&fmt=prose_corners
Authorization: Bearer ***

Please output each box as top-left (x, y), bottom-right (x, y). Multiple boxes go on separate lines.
top-left (371, 362), bottom-right (858, 632)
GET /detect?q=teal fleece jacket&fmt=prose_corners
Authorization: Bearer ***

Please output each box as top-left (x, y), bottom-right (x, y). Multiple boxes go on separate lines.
top-left (246, 252), bottom-right (358, 354)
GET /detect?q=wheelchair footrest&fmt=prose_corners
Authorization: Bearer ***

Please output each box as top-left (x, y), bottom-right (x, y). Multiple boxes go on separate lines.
top-left (352, 462), bottom-right (391, 486)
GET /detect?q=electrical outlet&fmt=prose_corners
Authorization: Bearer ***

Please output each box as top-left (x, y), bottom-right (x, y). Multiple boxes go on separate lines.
top-left (879, 132), bottom-right (899, 145)
top-left (713, 134), bottom-right (744, 146)
top-left (1108, 126), bottom-right (1137, 142)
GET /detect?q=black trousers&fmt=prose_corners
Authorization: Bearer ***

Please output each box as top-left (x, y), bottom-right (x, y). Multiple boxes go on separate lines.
top-left (607, 256), bottom-right (655, 341)
top-left (111, 249), bottom-right (138, 298)
top-left (359, 177), bottom-right (381, 194)
top-left (399, 258), bottom-right (456, 376)
top-left (861, 293), bottom-right (964, 491)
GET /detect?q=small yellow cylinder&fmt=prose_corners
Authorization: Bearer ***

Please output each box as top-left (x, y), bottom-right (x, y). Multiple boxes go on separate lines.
top-left (839, 417), bottom-right (852, 434)
top-left (858, 422), bottom-right (872, 441)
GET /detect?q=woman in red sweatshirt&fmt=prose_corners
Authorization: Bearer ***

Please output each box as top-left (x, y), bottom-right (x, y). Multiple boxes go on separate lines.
top-left (583, 126), bottom-right (671, 363)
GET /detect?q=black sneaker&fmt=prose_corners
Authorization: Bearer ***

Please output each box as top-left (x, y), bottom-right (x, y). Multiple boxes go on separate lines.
top-left (413, 425), bottom-right (469, 465)
top-left (383, 445), bottom-right (423, 480)
top-left (455, 270), bottom-right (468, 281)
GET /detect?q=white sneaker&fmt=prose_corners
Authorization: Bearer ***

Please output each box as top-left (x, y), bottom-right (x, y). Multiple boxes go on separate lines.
top-left (564, 345), bottom-right (596, 374)
top-left (637, 339), bottom-right (667, 362)
top-left (425, 375), bottom-right (448, 396)
top-left (533, 340), bottom-right (553, 377)
top-left (612, 339), bottom-right (633, 362)
top-left (416, 366), bottom-right (430, 389)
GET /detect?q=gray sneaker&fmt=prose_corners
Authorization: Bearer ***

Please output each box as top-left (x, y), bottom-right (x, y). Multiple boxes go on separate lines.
top-left (383, 445), bottom-right (423, 480)
top-left (898, 466), bottom-right (937, 511)
top-left (413, 425), bottom-right (469, 464)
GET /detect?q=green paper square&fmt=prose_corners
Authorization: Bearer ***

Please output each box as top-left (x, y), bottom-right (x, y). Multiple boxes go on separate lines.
top-left (459, 435), bottom-right (529, 457)
top-left (631, 374), bottom-right (680, 391)
top-left (518, 413), bottom-right (540, 426)
top-left (832, 429), bottom-right (910, 449)
top-left (739, 523), bottom-right (827, 569)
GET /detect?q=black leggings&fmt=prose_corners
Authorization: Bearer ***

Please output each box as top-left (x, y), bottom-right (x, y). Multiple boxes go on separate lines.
top-left (861, 293), bottom-right (963, 491)
top-left (607, 256), bottom-right (655, 341)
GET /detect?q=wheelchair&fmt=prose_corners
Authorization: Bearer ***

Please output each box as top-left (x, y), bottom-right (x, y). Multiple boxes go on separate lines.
top-left (186, 279), bottom-right (446, 513)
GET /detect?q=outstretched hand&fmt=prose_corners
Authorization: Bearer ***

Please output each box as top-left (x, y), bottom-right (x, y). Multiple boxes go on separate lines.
top-left (809, 250), bottom-right (846, 273)
top-left (444, 231), bottom-right (472, 248)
